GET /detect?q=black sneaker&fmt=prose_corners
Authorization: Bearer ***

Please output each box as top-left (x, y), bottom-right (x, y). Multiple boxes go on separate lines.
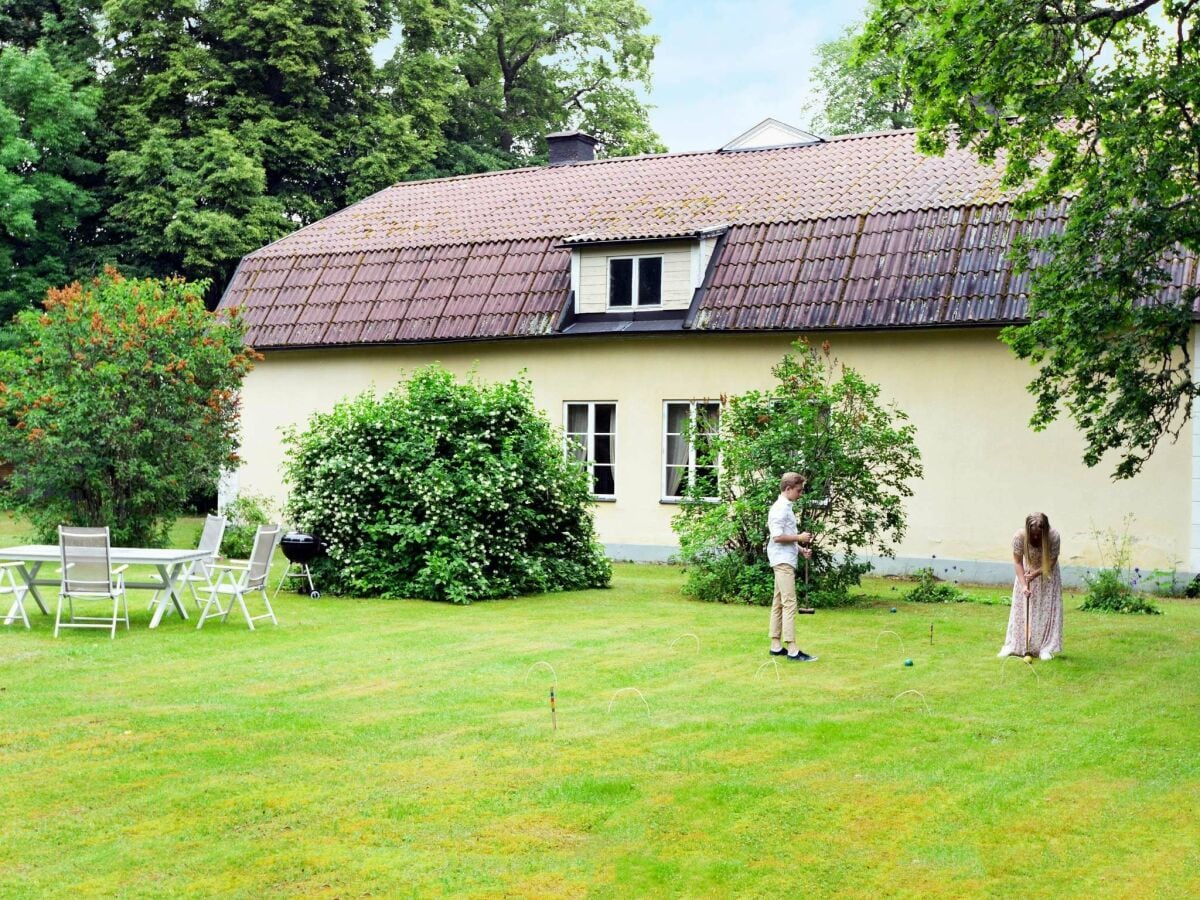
top-left (769, 647), bottom-right (788, 656)
top-left (788, 650), bottom-right (818, 662)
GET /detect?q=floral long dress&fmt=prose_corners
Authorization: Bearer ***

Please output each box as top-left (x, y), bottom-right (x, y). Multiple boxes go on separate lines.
top-left (1001, 528), bottom-right (1063, 657)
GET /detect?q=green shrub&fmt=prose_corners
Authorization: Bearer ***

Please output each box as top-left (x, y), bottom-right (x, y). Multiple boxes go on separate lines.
top-left (221, 492), bottom-right (276, 560)
top-left (673, 339), bottom-right (921, 607)
top-left (0, 269), bottom-right (255, 546)
top-left (1080, 569), bottom-right (1161, 615)
top-left (283, 366), bottom-right (611, 603)
top-left (1079, 516), bottom-right (1161, 614)
top-left (904, 567), bottom-right (968, 603)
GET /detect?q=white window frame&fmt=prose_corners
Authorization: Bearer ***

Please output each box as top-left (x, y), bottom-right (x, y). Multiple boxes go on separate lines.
top-left (661, 400), bottom-right (721, 503)
top-left (607, 254), bottom-right (663, 309)
top-left (563, 401), bottom-right (617, 500)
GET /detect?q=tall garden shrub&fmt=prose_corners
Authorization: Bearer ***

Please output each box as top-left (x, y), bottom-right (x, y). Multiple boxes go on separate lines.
top-left (0, 269), bottom-right (256, 545)
top-left (283, 366), bottom-right (612, 603)
top-left (673, 340), bottom-right (922, 607)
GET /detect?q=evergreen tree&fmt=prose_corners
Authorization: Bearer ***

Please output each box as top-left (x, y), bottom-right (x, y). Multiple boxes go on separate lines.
top-left (96, 0), bottom-right (426, 298)
top-left (0, 47), bottom-right (99, 324)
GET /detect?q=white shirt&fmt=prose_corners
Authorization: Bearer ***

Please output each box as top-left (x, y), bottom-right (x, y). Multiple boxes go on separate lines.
top-left (767, 493), bottom-right (798, 568)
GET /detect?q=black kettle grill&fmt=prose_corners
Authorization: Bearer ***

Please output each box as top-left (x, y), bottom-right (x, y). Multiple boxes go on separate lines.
top-left (275, 532), bottom-right (324, 599)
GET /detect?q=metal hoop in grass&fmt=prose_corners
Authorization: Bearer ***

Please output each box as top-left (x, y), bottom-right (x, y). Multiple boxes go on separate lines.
top-left (997, 654), bottom-right (1041, 686)
top-left (524, 661), bottom-right (558, 690)
top-left (874, 630), bottom-right (907, 658)
top-left (754, 659), bottom-right (781, 682)
top-left (892, 689), bottom-right (931, 714)
top-left (668, 632), bottom-right (700, 652)
top-left (607, 687), bottom-right (651, 720)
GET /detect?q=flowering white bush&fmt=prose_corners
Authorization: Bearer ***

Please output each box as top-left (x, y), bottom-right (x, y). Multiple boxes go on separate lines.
top-left (283, 366), bottom-right (611, 603)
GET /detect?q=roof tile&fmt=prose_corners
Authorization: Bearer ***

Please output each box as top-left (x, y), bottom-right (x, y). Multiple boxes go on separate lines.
top-left (223, 133), bottom-right (1198, 348)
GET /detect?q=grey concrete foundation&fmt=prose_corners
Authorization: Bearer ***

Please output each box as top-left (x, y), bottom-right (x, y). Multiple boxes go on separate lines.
top-left (602, 544), bottom-right (1191, 590)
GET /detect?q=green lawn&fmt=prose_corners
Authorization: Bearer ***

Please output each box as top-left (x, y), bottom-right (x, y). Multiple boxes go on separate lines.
top-left (1, 531), bottom-right (1197, 897)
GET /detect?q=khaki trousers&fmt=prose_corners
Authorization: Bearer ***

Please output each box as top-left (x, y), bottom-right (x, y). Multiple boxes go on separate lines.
top-left (769, 563), bottom-right (797, 643)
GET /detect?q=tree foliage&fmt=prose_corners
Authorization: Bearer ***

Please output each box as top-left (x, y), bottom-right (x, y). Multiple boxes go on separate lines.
top-left (861, 0), bottom-right (1200, 479)
top-left (0, 0), bottom-right (667, 318)
top-left (284, 366), bottom-right (612, 604)
top-left (804, 9), bottom-right (914, 136)
top-left (0, 47), bottom-right (99, 326)
top-left (94, 0), bottom-right (422, 299)
top-left (0, 0), bottom-right (100, 81)
top-left (385, 0), bottom-right (664, 176)
top-left (673, 341), bottom-right (922, 607)
top-left (0, 269), bottom-right (257, 546)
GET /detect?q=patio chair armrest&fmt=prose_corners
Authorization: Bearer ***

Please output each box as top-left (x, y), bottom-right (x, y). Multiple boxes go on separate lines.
top-left (211, 562), bottom-right (249, 571)
top-left (111, 564), bottom-right (129, 575)
top-left (0, 561), bottom-right (25, 568)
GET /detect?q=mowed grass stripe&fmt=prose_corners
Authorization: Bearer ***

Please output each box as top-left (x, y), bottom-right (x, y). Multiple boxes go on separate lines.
top-left (1, 556), bottom-right (1197, 897)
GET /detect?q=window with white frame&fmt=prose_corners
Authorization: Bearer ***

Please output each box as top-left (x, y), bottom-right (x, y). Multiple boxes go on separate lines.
top-left (564, 402), bottom-right (616, 498)
top-left (608, 255), bottom-right (662, 308)
top-left (663, 400), bottom-right (721, 500)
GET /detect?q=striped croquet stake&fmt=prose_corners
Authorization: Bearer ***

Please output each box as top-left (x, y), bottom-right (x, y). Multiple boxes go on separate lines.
top-left (550, 688), bottom-right (557, 730)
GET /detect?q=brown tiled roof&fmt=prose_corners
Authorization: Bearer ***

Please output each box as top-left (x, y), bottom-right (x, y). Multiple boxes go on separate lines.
top-left (220, 130), bottom-right (1198, 348)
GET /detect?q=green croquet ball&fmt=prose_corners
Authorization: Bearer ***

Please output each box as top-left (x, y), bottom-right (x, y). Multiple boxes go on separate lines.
top-left (903, 659), bottom-right (914, 667)
top-left (890, 607), bottom-right (897, 613)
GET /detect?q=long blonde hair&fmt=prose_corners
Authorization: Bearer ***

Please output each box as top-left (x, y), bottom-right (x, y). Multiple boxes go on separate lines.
top-left (1023, 512), bottom-right (1050, 568)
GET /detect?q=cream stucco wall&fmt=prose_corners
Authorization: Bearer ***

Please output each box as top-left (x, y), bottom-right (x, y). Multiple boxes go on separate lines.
top-left (236, 329), bottom-right (1192, 572)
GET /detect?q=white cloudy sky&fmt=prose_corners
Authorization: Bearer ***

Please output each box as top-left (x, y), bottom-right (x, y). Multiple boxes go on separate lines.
top-left (640, 0), bottom-right (869, 151)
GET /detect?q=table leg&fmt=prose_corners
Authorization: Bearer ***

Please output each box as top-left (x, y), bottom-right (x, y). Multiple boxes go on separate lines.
top-left (23, 563), bottom-right (47, 614)
top-left (148, 563), bottom-right (189, 628)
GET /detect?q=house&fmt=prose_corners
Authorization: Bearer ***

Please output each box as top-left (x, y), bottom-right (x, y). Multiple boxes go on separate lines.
top-left (218, 124), bottom-right (1200, 584)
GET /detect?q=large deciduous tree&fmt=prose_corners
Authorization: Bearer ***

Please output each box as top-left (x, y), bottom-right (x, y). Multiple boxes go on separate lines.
top-left (804, 10), bottom-right (913, 136)
top-left (861, 0), bottom-right (1200, 479)
top-left (0, 47), bottom-right (99, 327)
top-left (0, 0), bottom-right (101, 81)
top-left (386, 0), bottom-right (665, 176)
top-left (0, 269), bottom-right (258, 546)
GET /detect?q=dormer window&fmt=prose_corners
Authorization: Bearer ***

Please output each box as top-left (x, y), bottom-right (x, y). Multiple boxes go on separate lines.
top-left (608, 255), bottom-right (662, 308)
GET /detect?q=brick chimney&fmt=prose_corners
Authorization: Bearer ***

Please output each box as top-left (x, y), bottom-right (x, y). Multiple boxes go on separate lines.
top-left (546, 131), bottom-right (599, 165)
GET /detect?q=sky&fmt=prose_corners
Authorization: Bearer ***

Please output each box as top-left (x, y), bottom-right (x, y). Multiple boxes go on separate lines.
top-left (639, 0), bottom-right (869, 151)
top-left (373, 0), bottom-right (871, 154)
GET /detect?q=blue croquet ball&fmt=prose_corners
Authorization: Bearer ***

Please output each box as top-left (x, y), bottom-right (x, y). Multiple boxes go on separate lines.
top-left (890, 607), bottom-right (897, 613)
top-left (903, 659), bottom-right (914, 667)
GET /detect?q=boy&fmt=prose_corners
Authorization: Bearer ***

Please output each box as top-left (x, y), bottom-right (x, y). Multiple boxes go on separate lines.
top-left (768, 472), bottom-right (817, 661)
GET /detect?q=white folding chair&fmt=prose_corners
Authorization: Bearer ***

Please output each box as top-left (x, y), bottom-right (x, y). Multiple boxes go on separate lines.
top-left (150, 514), bottom-right (227, 612)
top-left (55, 526), bottom-right (129, 639)
top-left (196, 524), bottom-right (280, 631)
top-left (0, 561), bottom-right (31, 629)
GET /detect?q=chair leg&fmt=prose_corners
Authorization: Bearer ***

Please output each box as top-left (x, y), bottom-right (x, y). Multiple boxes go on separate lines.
top-left (110, 594), bottom-right (118, 639)
top-left (260, 589), bottom-right (278, 626)
top-left (235, 592), bottom-right (254, 630)
top-left (196, 592), bottom-right (218, 629)
top-left (54, 593), bottom-right (65, 638)
top-left (2, 570), bottom-right (29, 629)
top-left (121, 589), bottom-right (130, 630)
top-left (187, 579), bottom-right (202, 611)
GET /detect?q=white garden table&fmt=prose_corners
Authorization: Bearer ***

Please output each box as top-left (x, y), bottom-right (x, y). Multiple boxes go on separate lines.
top-left (0, 545), bottom-right (209, 629)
